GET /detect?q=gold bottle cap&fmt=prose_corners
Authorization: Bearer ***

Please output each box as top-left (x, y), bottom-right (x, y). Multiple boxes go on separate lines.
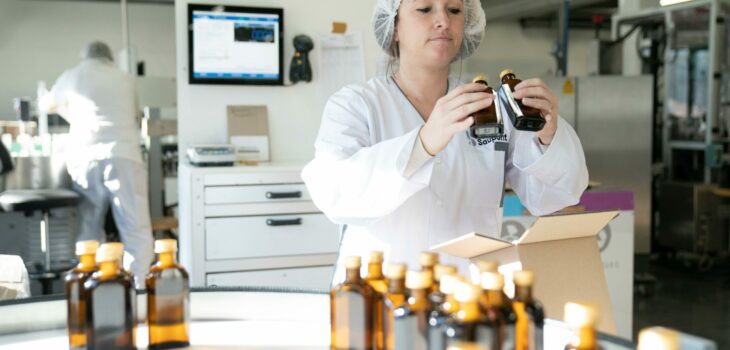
top-left (75, 240), bottom-right (99, 256)
top-left (96, 244), bottom-right (123, 263)
top-left (385, 263), bottom-right (407, 279)
top-left (440, 274), bottom-right (459, 295)
top-left (513, 270), bottom-right (534, 286)
top-left (472, 74), bottom-right (489, 84)
top-left (434, 264), bottom-right (457, 281)
top-left (564, 302), bottom-right (599, 328)
top-left (406, 270), bottom-right (433, 290)
top-left (344, 256), bottom-right (362, 269)
top-left (475, 261), bottom-right (498, 273)
top-left (103, 242), bottom-right (124, 254)
top-left (154, 239), bottom-right (178, 253)
top-left (637, 327), bottom-right (680, 350)
top-left (454, 281), bottom-right (481, 303)
top-left (369, 251), bottom-right (384, 264)
top-left (480, 272), bottom-right (504, 291)
top-left (500, 69), bottom-right (514, 80)
top-left (447, 343), bottom-right (485, 350)
top-left (419, 252), bottom-right (439, 267)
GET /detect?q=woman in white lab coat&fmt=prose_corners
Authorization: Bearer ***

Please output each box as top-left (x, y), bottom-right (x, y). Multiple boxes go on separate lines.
top-left (302, 0), bottom-right (588, 281)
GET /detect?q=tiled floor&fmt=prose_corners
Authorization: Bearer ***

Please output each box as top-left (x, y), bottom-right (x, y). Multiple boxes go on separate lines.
top-left (633, 254), bottom-right (730, 348)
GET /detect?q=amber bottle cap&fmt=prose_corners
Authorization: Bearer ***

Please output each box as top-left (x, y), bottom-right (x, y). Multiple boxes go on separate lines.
top-left (475, 261), bottom-right (498, 273)
top-left (447, 343), bottom-right (485, 350)
top-left (385, 263), bottom-right (407, 279)
top-left (440, 274), bottom-right (460, 295)
top-left (369, 251), bottom-right (384, 264)
top-left (406, 270), bottom-right (433, 290)
top-left (472, 74), bottom-right (489, 84)
top-left (637, 327), bottom-right (680, 350)
top-left (96, 244), bottom-right (123, 262)
top-left (480, 272), bottom-right (504, 291)
top-left (344, 256), bottom-right (362, 269)
top-left (454, 281), bottom-right (480, 303)
top-left (154, 239), bottom-right (178, 253)
top-left (434, 264), bottom-right (457, 281)
top-left (513, 270), bottom-right (534, 286)
top-left (500, 69), bottom-right (514, 79)
top-left (419, 252), bottom-right (439, 267)
top-left (564, 302), bottom-right (599, 327)
top-left (75, 240), bottom-right (99, 256)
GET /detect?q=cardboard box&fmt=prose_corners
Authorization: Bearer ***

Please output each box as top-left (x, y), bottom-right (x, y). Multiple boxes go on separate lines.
top-left (431, 210), bottom-right (619, 335)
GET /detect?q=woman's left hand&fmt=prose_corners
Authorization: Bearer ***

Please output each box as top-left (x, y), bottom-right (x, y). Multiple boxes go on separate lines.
top-left (512, 78), bottom-right (559, 145)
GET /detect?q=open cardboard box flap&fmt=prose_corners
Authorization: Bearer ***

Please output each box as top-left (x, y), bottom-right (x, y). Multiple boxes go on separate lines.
top-left (430, 210), bottom-right (621, 335)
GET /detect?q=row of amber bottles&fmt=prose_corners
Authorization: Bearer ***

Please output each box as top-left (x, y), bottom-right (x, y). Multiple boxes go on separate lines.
top-left (65, 239), bottom-right (190, 350)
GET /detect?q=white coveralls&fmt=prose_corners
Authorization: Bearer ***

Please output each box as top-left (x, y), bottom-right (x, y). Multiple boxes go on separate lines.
top-left (48, 59), bottom-right (153, 283)
top-left (302, 76), bottom-right (589, 283)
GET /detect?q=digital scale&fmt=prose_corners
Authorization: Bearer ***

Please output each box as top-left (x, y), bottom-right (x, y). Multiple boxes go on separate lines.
top-left (186, 144), bottom-right (236, 167)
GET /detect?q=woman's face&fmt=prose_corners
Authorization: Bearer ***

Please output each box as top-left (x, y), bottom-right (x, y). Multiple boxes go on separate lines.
top-left (394, 0), bottom-right (465, 67)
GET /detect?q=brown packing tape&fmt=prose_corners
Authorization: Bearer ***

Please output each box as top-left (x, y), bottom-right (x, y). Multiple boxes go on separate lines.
top-left (332, 22), bottom-right (347, 34)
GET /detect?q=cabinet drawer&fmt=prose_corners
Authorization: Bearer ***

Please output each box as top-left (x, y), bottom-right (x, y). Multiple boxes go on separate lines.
top-left (206, 266), bottom-right (333, 290)
top-left (205, 213), bottom-right (339, 260)
top-left (205, 184), bottom-right (311, 205)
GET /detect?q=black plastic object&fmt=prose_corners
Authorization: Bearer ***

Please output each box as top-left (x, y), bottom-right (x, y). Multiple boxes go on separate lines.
top-left (289, 35), bottom-right (313, 83)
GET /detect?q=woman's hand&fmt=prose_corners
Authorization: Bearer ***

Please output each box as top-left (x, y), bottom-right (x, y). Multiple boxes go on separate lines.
top-left (419, 83), bottom-right (493, 155)
top-left (512, 78), bottom-right (559, 145)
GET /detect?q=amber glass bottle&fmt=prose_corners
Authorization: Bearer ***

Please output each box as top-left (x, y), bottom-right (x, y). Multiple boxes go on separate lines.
top-left (480, 272), bottom-right (517, 350)
top-left (394, 270), bottom-right (433, 349)
top-left (637, 327), bottom-right (681, 350)
top-left (383, 263), bottom-right (407, 350)
top-left (470, 75), bottom-right (503, 138)
top-left (428, 274), bottom-right (461, 350)
top-left (499, 69), bottom-right (546, 131)
top-left (420, 252), bottom-right (439, 294)
top-left (331, 256), bottom-right (374, 350)
top-left (430, 264), bottom-right (457, 307)
top-left (65, 240), bottom-right (99, 350)
top-left (563, 302), bottom-right (601, 350)
top-left (513, 271), bottom-right (544, 350)
top-left (146, 239), bottom-right (190, 349)
top-left (365, 251), bottom-right (387, 350)
top-left (84, 243), bottom-right (136, 350)
top-left (445, 281), bottom-right (495, 348)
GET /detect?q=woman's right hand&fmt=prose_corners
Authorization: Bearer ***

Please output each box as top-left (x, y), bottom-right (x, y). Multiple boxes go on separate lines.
top-left (419, 83), bottom-right (494, 155)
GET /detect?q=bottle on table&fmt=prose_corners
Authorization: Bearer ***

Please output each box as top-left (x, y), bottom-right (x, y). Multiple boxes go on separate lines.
top-left (65, 240), bottom-right (99, 350)
top-left (394, 270), bottom-right (434, 349)
top-left (513, 270), bottom-right (544, 350)
top-left (431, 264), bottom-right (457, 307)
top-left (419, 252), bottom-right (439, 294)
top-left (364, 251), bottom-right (387, 350)
top-left (84, 243), bottom-right (136, 350)
top-left (499, 69), bottom-right (546, 132)
top-left (428, 274), bottom-right (461, 350)
top-left (331, 256), bottom-right (374, 350)
top-left (445, 281), bottom-right (493, 350)
top-left (480, 272), bottom-right (517, 350)
top-left (146, 239), bottom-right (190, 349)
top-left (563, 302), bottom-right (601, 350)
top-left (383, 263), bottom-right (407, 350)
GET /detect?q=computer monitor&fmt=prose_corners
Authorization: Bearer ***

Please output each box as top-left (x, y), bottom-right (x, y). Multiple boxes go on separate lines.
top-left (188, 4), bottom-right (284, 85)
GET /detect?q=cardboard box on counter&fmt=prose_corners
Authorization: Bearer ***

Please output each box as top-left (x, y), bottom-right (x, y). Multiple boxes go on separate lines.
top-left (431, 210), bottom-right (619, 335)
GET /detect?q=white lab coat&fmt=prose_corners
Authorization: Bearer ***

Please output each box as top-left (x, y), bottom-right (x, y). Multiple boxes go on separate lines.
top-left (302, 76), bottom-right (588, 282)
top-left (47, 59), bottom-right (152, 284)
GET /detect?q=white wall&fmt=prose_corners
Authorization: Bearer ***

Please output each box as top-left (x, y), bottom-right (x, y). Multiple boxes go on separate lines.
top-left (0, 0), bottom-right (175, 120)
top-left (175, 0), bottom-right (380, 163)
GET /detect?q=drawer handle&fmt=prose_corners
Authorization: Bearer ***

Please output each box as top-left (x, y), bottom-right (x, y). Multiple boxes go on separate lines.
top-left (266, 191), bottom-right (302, 199)
top-left (266, 218), bottom-right (303, 226)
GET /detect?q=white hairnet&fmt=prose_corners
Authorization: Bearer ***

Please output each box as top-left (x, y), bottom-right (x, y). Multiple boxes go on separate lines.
top-left (372, 0), bottom-right (486, 60)
top-left (80, 41), bottom-right (114, 62)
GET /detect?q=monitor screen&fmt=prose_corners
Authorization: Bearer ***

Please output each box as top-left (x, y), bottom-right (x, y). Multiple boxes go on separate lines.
top-left (188, 4), bottom-right (284, 85)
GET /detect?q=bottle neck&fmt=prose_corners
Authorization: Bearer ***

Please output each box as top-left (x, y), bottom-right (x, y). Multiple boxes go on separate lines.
top-left (408, 288), bottom-right (430, 311)
top-left (366, 263), bottom-right (384, 280)
top-left (486, 290), bottom-right (505, 307)
top-left (157, 252), bottom-right (176, 268)
top-left (388, 278), bottom-right (405, 294)
top-left (571, 326), bottom-right (597, 349)
top-left (457, 301), bottom-right (480, 323)
top-left (345, 267), bottom-right (362, 283)
top-left (78, 253), bottom-right (96, 271)
top-left (515, 285), bottom-right (533, 302)
top-left (98, 260), bottom-right (119, 278)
